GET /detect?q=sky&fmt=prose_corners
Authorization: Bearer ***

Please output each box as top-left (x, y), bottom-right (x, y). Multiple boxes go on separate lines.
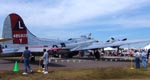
top-left (0, 0), bottom-right (150, 48)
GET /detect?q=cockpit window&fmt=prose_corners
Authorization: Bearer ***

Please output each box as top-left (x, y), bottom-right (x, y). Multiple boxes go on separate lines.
top-left (60, 43), bottom-right (66, 47)
top-left (68, 38), bottom-right (72, 41)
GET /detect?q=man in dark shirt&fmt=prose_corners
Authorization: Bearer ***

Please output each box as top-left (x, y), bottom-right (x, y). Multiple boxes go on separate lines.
top-left (147, 49), bottom-right (150, 60)
top-left (21, 46), bottom-right (32, 75)
top-left (94, 49), bottom-right (100, 60)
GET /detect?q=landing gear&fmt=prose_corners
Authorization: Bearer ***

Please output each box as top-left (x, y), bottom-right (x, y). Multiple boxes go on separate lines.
top-left (67, 51), bottom-right (78, 58)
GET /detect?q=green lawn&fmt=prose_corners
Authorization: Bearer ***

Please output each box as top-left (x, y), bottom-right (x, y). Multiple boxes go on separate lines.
top-left (1, 67), bottom-right (150, 80)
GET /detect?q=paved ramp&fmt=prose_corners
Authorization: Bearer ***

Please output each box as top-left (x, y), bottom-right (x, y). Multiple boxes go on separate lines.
top-left (0, 57), bottom-right (131, 71)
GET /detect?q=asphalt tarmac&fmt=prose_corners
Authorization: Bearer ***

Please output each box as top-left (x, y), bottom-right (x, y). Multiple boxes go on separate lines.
top-left (0, 57), bottom-right (131, 71)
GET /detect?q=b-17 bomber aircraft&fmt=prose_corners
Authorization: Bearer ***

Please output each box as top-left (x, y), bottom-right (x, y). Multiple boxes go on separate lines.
top-left (0, 13), bottom-right (98, 57)
top-left (1, 13), bottom-right (150, 57)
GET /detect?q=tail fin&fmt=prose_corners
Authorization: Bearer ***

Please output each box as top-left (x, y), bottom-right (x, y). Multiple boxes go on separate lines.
top-left (2, 13), bottom-right (28, 44)
top-left (2, 13), bottom-right (59, 48)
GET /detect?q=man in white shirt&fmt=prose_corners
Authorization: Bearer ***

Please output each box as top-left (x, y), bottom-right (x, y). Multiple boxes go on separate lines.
top-left (134, 50), bottom-right (141, 69)
top-left (141, 50), bottom-right (147, 68)
top-left (41, 49), bottom-right (49, 74)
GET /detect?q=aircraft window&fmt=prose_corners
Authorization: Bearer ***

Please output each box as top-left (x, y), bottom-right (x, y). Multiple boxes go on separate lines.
top-left (88, 37), bottom-right (91, 39)
top-left (60, 43), bottom-right (66, 47)
top-left (68, 38), bottom-right (72, 41)
top-left (52, 45), bottom-right (58, 48)
top-left (43, 45), bottom-right (48, 47)
top-left (122, 38), bottom-right (127, 41)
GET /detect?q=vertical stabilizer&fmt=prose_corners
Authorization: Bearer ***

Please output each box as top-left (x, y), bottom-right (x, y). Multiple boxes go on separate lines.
top-left (3, 13), bottom-right (28, 44)
top-left (2, 13), bottom-right (61, 50)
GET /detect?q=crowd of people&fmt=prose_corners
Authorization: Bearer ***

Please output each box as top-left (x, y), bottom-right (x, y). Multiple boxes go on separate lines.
top-left (87, 48), bottom-right (150, 69)
top-left (134, 49), bottom-right (150, 69)
top-left (20, 46), bottom-right (150, 75)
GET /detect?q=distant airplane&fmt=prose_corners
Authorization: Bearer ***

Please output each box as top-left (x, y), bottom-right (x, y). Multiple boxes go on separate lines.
top-left (76, 37), bottom-right (150, 51)
top-left (1, 13), bottom-right (150, 57)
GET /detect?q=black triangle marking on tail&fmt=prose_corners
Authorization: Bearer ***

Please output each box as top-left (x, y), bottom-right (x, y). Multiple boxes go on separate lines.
top-left (14, 19), bottom-right (26, 30)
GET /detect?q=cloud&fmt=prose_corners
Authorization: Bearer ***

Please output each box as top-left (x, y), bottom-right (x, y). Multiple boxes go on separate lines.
top-left (33, 29), bottom-right (87, 40)
top-left (1, 0), bottom-right (147, 29)
top-left (0, 0), bottom-right (150, 39)
top-left (97, 15), bottom-right (150, 28)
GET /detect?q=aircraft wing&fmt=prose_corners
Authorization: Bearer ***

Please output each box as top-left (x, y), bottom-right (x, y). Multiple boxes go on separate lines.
top-left (0, 38), bottom-right (13, 42)
top-left (74, 39), bottom-right (150, 51)
top-left (70, 46), bottom-right (82, 51)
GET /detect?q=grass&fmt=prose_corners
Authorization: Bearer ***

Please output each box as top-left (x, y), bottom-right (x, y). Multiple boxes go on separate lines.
top-left (1, 67), bottom-right (150, 80)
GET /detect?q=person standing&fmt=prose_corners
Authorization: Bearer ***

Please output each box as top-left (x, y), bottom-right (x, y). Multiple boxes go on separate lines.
top-left (94, 49), bottom-right (100, 61)
top-left (41, 49), bottom-right (49, 74)
top-left (21, 46), bottom-right (32, 75)
top-left (147, 49), bottom-right (150, 63)
top-left (134, 50), bottom-right (141, 69)
top-left (0, 44), bottom-right (2, 53)
top-left (141, 50), bottom-right (147, 68)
